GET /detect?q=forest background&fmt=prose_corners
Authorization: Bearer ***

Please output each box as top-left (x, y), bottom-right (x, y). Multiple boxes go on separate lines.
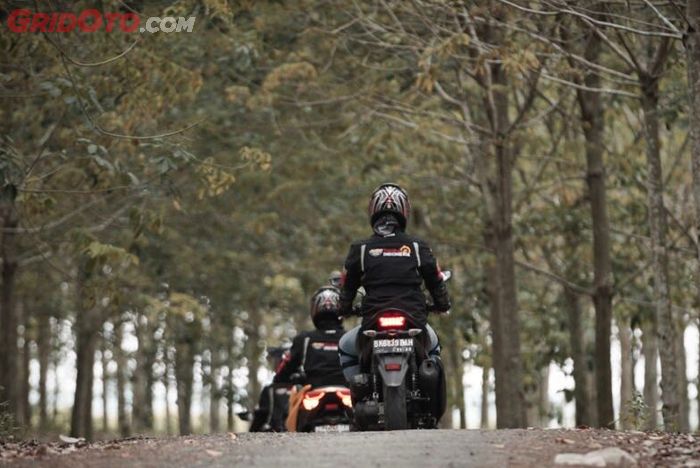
top-left (3, 0), bottom-right (700, 439)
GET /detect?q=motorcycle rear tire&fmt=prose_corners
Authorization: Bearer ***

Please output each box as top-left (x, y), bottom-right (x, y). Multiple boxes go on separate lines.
top-left (383, 382), bottom-right (408, 430)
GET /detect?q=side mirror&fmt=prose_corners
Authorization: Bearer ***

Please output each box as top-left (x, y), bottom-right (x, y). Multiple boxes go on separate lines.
top-left (442, 270), bottom-right (452, 282)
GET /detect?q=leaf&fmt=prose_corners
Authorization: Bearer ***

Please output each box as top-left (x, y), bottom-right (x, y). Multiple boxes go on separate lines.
top-left (59, 435), bottom-right (83, 444)
top-left (127, 172), bottom-right (140, 185)
top-left (206, 450), bottom-right (222, 457)
top-left (92, 155), bottom-right (114, 173)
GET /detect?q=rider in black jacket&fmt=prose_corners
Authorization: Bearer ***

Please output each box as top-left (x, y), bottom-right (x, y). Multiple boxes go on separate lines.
top-left (250, 346), bottom-right (290, 432)
top-left (338, 183), bottom-right (451, 382)
top-left (273, 286), bottom-right (346, 388)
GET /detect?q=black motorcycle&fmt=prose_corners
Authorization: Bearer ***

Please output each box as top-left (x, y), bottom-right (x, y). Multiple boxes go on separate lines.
top-left (351, 272), bottom-right (451, 431)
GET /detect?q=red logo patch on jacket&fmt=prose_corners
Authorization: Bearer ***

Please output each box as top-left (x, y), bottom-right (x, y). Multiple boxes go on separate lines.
top-left (312, 342), bottom-right (339, 352)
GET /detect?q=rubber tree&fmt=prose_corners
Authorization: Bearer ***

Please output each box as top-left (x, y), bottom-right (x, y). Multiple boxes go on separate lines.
top-left (565, 27), bottom-right (616, 429)
top-left (686, 0), bottom-right (700, 436)
top-left (637, 37), bottom-right (684, 431)
top-left (0, 178), bottom-right (18, 420)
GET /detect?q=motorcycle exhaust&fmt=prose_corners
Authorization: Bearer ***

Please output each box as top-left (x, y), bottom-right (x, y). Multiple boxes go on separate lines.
top-left (349, 373), bottom-right (371, 402)
top-left (354, 400), bottom-right (380, 429)
top-left (417, 358), bottom-right (440, 396)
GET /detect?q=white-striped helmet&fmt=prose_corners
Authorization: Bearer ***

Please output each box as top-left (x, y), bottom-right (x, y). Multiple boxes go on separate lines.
top-left (310, 286), bottom-right (341, 326)
top-left (368, 183), bottom-right (410, 229)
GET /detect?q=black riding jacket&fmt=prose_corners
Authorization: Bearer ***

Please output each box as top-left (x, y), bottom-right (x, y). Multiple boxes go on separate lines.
top-left (273, 325), bottom-right (346, 388)
top-left (339, 231), bottom-right (450, 328)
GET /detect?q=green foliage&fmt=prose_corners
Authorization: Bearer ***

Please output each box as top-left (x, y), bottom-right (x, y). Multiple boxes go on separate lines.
top-left (622, 391), bottom-right (651, 431)
top-left (0, 392), bottom-right (16, 439)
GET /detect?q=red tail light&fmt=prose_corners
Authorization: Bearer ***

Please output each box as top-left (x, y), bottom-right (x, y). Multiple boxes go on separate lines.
top-left (385, 363), bottom-right (402, 371)
top-left (378, 315), bottom-right (406, 329)
top-left (336, 388), bottom-right (352, 407)
top-left (302, 390), bottom-right (326, 410)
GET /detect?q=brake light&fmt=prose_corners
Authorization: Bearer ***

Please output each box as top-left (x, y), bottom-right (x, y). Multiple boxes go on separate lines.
top-left (378, 315), bottom-right (406, 329)
top-left (385, 363), bottom-right (402, 371)
top-left (302, 390), bottom-right (325, 411)
top-left (336, 389), bottom-right (352, 407)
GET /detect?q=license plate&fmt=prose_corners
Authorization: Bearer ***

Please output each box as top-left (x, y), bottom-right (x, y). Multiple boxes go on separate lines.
top-left (373, 338), bottom-right (414, 354)
top-left (314, 424), bottom-right (350, 433)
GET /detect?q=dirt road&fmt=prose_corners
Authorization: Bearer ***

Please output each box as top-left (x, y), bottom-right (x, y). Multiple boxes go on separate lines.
top-left (3, 428), bottom-right (700, 467)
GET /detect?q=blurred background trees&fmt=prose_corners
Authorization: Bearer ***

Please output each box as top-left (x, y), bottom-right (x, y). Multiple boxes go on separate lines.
top-left (1, 0), bottom-right (700, 438)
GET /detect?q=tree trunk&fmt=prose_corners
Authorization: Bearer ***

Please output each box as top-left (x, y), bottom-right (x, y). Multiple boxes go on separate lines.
top-left (227, 334), bottom-right (236, 432)
top-left (444, 326), bottom-right (466, 429)
top-left (454, 340), bottom-right (466, 429)
top-left (642, 320), bottom-right (659, 430)
top-left (539, 366), bottom-right (550, 427)
top-left (246, 311), bottom-right (262, 412)
top-left (563, 287), bottom-right (595, 427)
top-left (101, 339), bottom-right (110, 434)
top-left (469, 16), bottom-right (526, 428)
top-left (0, 195), bottom-right (19, 420)
top-left (164, 358), bottom-right (173, 436)
top-left (71, 324), bottom-right (97, 439)
top-left (483, 254), bottom-right (506, 426)
top-left (676, 325), bottom-right (690, 431)
top-left (18, 304), bottom-right (31, 428)
top-left (481, 364), bottom-right (490, 429)
top-left (175, 341), bottom-right (194, 435)
top-left (131, 349), bottom-right (147, 432)
top-left (619, 319), bottom-right (633, 430)
top-left (640, 75), bottom-right (682, 431)
top-left (70, 261), bottom-right (98, 440)
top-left (132, 316), bottom-right (154, 432)
top-left (52, 349), bottom-right (60, 423)
top-left (687, 0), bottom-right (700, 434)
top-left (575, 33), bottom-right (614, 429)
top-left (492, 123), bottom-right (526, 428)
top-left (37, 313), bottom-right (50, 430)
top-left (115, 322), bottom-right (130, 437)
top-left (480, 133), bottom-right (525, 428)
top-left (210, 352), bottom-right (220, 433)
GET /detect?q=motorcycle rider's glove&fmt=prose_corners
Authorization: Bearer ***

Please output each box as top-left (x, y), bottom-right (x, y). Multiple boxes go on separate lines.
top-left (428, 280), bottom-right (451, 313)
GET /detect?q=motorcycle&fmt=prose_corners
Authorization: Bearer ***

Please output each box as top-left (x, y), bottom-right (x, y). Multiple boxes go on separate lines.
top-left (351, 271), bottom-right (451, 431)
top-left (295, 385), bottom-right (353, 432)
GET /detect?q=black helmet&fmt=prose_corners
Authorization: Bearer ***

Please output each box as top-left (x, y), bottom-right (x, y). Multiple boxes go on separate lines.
top-left (265, 346), bottom-right (287, 362)
top-left (310, 286), bottom-right (341, 327)
top-left (328, 270), bottom-right (342, 288)
top-left (368, 183), bottom-right (410, 229)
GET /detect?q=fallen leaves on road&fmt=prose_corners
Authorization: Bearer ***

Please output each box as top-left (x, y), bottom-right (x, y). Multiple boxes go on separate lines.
top-left (206, 449), bottom-right (223, 457)
top-left (0, 434), bottom-right (153, 461)
top-left (58, 435), bottom-right (84, 445)
top-left (554, 447), bottom-right (637, 467)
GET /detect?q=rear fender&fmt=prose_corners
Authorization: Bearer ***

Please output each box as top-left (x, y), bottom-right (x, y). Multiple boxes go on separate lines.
top-left (376, 354), bottom-right (410, 387)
